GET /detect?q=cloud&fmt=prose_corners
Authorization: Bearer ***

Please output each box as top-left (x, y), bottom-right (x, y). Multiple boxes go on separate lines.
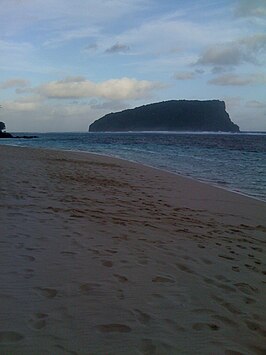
top-left (235, 0), bottom-right (266, 18)
top-left (174, 72), bottom-right (196, 80)
top-left (3, 96), bottom-right (42, 112)
top-left (197, 46), bottom-right (244, 66)
top-left (245, 100), bottom-right (266, 109)
top-left (0, 78), bottom-right (30, 90)
top-left (84, 43), bottom-right (98, 52)
top-left (43, 27), bottom-right (101, 48)
top-left (34, 76), bottom-right (162, 100)
top-left (90, 100), bottom-right (128, 111)
top-left (105, 43), bottom-right (130, 54)
top-left (0, 0), bottom-right (150, 51)
top-left (208, 73), bottom-right (266, 86)
top-left (197, 34), bottom-right (266, 67)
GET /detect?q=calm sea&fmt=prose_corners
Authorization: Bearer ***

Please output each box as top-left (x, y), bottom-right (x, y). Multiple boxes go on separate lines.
top-left (1, 132), bottom-right (265, 202)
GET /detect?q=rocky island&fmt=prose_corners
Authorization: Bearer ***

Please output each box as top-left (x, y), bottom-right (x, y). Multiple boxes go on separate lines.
top-left (0, 122), bottom-right (38, 139)
top-left (89, 100), bottom-right (240, 132)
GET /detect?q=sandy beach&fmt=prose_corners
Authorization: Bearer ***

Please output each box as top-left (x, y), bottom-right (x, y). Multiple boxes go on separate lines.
top-left (0, 145), bottom-right (265, 355)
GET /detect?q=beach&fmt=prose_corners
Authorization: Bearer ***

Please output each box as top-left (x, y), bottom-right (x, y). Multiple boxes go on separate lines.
top-left (0, 145), bottom-right (265, 354)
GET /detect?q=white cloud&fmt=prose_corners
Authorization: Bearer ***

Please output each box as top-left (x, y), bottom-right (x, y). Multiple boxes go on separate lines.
top-left (35, 77), bottom-right (162, 100)
top-left (3, 100), bottom-right (41, 112)
top-left (209, 73), bottom-right (266, 86)
top-left (0, 98), bottom-right (131, 132)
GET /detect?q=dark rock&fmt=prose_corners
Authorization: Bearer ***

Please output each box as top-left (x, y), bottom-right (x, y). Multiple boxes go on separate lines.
top-left (89, 100), bottom-right (240, 132)
top-left (0, 132), bottom-right (38, 139)
top-left (0, 131), bottom-right (13, 138)
top-left (15, 135), bottom-right (39, 139)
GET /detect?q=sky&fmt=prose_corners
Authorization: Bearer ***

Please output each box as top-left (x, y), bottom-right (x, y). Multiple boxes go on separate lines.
top-left (0, 0), bottom-right (266, 132)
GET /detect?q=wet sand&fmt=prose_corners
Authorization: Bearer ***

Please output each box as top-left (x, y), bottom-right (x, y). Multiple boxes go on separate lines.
top-left (0, 145), bottom-right (265, 355)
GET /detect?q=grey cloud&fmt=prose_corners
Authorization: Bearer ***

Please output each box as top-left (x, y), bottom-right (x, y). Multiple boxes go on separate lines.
top-left (84, 43), bottom-right (98, 52)
top-left (208, 73), bottom-right (266, 86)
top-left (197, 45), bottom-right (247, 66)
top-left (105, 43), bottom-right (130, 54)
top-left (174, 69), bottom-right (205, 81)
top-left (235, 0), bottom-right (266, 18)
top-left (211, 66), bottom-right (230, 74)
top-left (174, 72), bottom-right (196, 80)
top-left (0, 78), bottom-right (29, 90)
top-left (197, 34), bottom-right (266, 67)
top-left (239, 34), bottom-right (266, 52)
top-left (245, 100), bottom-right (266, 109)
top-left (195, 69), bottom-right (205, 74)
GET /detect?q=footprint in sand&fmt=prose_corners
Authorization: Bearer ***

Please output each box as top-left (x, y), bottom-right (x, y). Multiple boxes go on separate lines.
top-left (23, 268), bottom-right (34, 279)
top-left (97, 324), bottom-right (131, 333)
top-left (79, 283), bottom-right (100, 295)
top-left (211, 295), bottom-right (242, 315)
top-left (101, 260), bottom-right (113, 268)
top-left (140, 339), bottom-right (157, 354)
top-left (175, 263), bottom-right (196, 274)
top-left (225, 350), bottom-right (245, 355)
top-left (134, 309), bottom-right (151, 325)
top-left (201, 258), bottom-right (213, 265)
top-left (55, 344), bottom-right (78, 355)
top-left (28, 313), bottom-right (48, 330)
top-left (114, 274), bottom-right (128, 283)
top-left (212, 315), bottom-right (237, 327)
top-left (34, 287), bottom-right (58, 299)
top-left (0, 331), bottom-right (24, 343)
top-left (218, 254), bottom-right (235, 261)
top-left (61, 251), bottom-right (76, 256)
top-left (245, 320), bottom-right (266, 337)
top-left (152, 276), bottom-right (175, 283)
top-left (234, 283), bottom-right (258, 296)
top-left (20, 255), bottom-right (35, 262)
top-left (192, 322), bottom-right (220, 331)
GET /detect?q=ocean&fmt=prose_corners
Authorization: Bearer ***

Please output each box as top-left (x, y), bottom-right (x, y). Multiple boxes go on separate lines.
top-left (1, 132), bottom-right (265, 202)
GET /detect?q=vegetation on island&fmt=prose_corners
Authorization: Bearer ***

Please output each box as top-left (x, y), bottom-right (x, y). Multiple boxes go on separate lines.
top-left (89, 100), bottom-right (240, 133)
top-left (0, 119), bottom-right (38, 139)
top-left (0, 121), bottom-right (13, 138)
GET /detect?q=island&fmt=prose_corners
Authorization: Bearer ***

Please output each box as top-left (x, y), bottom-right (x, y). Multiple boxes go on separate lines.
top-left (89, 100), bottom-right (240, 132)
top-left (0, 121), bottom-right (13, 138)
top-left (0, 121), bottom-right (38, 139)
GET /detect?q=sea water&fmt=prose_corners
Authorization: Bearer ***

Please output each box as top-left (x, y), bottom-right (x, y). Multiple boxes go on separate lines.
top-left (1, 132), bottom-right (265, 202)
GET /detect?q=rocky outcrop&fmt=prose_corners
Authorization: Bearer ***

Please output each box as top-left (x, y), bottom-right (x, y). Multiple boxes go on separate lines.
top-left (0, 131), bottom-right (13, 138)
top-left (0, 132), bottom-right (38, 139)
top-left (89, 100), bottom-right (240, 132)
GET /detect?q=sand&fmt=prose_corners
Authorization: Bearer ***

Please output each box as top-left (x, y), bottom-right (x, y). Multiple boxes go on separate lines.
top-left (0, 145), bottom-right (265, 355)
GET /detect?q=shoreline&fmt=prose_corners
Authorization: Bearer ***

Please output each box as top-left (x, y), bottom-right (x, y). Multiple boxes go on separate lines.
top-left (1, 145), bottom-right (266, 354)
top-left (1, 142), bottom-right (265, 204)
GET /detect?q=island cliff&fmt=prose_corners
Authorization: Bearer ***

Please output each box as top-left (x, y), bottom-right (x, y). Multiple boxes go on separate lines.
top-left (89, 100), bottom-right (240, 132)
